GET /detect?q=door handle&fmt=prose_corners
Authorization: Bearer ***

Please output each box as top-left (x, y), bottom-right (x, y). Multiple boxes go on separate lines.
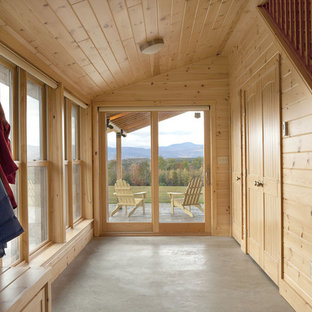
top-left (236, 176), bottom-right (241, 181)
top-left (206, 167), bottom-right (210, 185)
top-left (257, 181), bottom-right (264, 187)
top-left (254, 180), bottom-right (259, 186)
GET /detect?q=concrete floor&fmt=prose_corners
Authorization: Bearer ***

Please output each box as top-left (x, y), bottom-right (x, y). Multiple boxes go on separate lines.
top-left (52, 237), bottom-right (294, 312)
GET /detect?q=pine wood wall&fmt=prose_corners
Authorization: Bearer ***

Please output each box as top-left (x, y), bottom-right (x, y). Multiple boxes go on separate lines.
top-left (94, 56), bottom-right (230, 236)
top-left (226, 3), bottom-right (312, 311)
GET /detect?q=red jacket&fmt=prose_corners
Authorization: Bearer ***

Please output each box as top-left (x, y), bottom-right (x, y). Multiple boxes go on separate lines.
top-left (0, 103), bottom-right (18, 208)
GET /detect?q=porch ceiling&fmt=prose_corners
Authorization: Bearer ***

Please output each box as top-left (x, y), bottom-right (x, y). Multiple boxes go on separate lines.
top-left (107, 111), bottom-right (182, 133)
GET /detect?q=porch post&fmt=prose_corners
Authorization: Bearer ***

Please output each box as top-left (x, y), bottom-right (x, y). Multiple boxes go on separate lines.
top-left (116, 132), bottom-right (122, 180)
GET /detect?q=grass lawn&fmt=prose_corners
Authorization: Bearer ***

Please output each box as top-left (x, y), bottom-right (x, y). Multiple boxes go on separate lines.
top-left (108, 185), bottom-right (204, 204)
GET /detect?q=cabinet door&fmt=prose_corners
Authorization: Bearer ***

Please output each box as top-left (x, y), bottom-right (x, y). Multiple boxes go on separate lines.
top-left (22, 288), bottom-right (46, 312)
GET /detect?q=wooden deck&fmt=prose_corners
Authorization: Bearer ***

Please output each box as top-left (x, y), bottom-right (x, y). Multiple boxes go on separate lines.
top-left (108, 203), bottom-right (205, 223)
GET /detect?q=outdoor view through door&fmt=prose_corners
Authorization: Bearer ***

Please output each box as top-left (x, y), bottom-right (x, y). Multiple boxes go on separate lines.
top-left (107, 112), bottom-right (151, 223)
top-left (106, 111), bottom-right (205, 225)
top-left (158, 112), bottom-right (205, 223)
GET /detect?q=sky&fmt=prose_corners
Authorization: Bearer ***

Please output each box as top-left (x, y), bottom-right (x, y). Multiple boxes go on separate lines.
top-left (107, 111), bottom-right (204, 148)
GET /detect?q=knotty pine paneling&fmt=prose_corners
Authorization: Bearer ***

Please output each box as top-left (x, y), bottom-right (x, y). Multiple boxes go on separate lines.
top-left (0, 0), bottom-right (246, 98)
top-left (95, 56), bottom-right (230, 236)
top-left (226, 2), bottom-right (312, 310)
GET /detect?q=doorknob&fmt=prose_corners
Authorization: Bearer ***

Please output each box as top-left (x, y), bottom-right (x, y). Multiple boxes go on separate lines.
top-left (236, 176), bottom-right (241, 181)
top-left (254, 181), bottom-right (259, 186)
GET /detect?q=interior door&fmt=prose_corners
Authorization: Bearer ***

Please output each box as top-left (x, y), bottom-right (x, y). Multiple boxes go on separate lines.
top-left (244, 55), bottom-right (281, 285)
top-left (261, 62), bottom-right (281, 285)
top-left (245, 80), bottom-right (264, 267)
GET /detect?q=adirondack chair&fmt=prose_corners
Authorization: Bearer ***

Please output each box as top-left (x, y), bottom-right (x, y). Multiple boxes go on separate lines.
top-left (167, 177), bottom-right (204, 217)
top-left (111, 179), bottom-right (146, 217)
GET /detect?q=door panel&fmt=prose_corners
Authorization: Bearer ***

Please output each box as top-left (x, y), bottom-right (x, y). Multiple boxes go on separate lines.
top-left (246, 83), bottom-right (263, 266)
top-left (243, 55), bottom-right (281, 286)
top-left (262, 62), bottom-right (281, 284)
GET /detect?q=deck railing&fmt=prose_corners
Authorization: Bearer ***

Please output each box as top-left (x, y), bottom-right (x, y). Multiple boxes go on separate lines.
top-left (258, 0), bottom-right (312, 92)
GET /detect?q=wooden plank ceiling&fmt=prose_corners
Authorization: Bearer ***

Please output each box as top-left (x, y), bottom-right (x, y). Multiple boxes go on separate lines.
top-left (0, 0), bottom-right (248, 99)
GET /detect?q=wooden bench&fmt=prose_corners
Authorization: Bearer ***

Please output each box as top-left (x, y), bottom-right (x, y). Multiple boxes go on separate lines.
top-left (0, 266), bottom-right (51, 312)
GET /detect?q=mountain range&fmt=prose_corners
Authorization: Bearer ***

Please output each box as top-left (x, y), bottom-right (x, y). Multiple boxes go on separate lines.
top-left (108, 142), bottom-right (203, 160)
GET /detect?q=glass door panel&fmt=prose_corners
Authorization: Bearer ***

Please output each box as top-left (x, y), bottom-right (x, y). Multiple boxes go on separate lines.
top-left (158, 112), bottom-right (205, 223)
top-left (107, 112), bottom-right (152, 223)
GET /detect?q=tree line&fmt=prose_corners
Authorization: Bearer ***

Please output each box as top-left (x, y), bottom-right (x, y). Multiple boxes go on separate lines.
top-left (107, 157), bottom-right (203, 186)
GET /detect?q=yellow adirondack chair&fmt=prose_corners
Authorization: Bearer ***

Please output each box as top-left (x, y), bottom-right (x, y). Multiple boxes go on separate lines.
top-left (111, 179), bottom-right (146, 217)
top-left (167, 177), bottom-right (204, 217)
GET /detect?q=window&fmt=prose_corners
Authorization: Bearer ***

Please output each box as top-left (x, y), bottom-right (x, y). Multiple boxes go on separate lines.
top-left (63, 100), bottom-right (82, 227)
top-left (27, 78), bottom-right (48, 252)
top-left (2, 170), bottom-right (20, 267)
top-left (71, 104), bottom-right (81, 221)
top-left (0, 62), bottom-right (13, 129)
top-left (0, 60), bottom-right (20, 267)
top-left (63, 99), bottom-right (69, 228)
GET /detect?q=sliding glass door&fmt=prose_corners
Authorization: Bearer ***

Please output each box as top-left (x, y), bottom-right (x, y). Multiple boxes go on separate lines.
top-left (158, 111), bottom-right (205, 224)
top-left (106, 112), bottom-right (152, 223)
top-left (101, 108), bottom-right (210, 234)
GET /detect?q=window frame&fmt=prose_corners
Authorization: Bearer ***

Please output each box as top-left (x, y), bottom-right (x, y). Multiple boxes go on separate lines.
top-left (63, 99), bottom-right (82, 229)
top-left (26, 75), bottom-right (50, 254)
top-left (0, 57), bottom-right (21, 267)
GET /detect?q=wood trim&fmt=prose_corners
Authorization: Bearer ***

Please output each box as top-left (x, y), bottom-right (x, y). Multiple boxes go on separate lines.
top-left (241, 90), bottom-right (248, 254)
top-left (210, 102), bottom-right (217, 235)
top-left (101, 232), bottom-right (211, 237)
top-left (18, 68), bottom-right (29, 263)
top-left (98, 105), bottom-right (211, 112)
top-left (258, 6), bottom-right (312, 94)
top-left (151, 112), bottom-right (159, 233)
top-left (80, 106), bottom-right (93, 220)
top-left (204, 110), bottom-right (211, 233)
top-left (99, 111), bottom-right (107, 233)
top-left (66, 99), bottom-right (73, 228)
top-left (105, 223), bottom-right (153, 233)
top-left (159, 223), bottom-right (206, 234)
top-left (26, 161), bottom-right (49, 167)
top-left (47, 84), bottom-right (65, 243)
top-left (279, 279), bottom-right (312, 312)
top-left (64, 89), bottom-right (88, 109)
top-left (0, 42), bottom-right (57, 89)
top-left (92, 105), bottom-right (100, 236)
top-left (92, 108), bottom-right (104, 235)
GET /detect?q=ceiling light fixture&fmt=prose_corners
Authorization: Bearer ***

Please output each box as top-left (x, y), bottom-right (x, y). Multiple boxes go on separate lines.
top-left (140, 38), bottom-right (164, 55)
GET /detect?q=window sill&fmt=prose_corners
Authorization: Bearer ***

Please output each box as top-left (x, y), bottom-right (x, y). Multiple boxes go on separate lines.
top-left (26, 219), bottom-right (93, 268)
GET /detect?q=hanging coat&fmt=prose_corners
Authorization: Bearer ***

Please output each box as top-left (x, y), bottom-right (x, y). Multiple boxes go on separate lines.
top-left (0, 177), bottom-right (24, 257)
top-left (0, 103), bottom-right (18, 208)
